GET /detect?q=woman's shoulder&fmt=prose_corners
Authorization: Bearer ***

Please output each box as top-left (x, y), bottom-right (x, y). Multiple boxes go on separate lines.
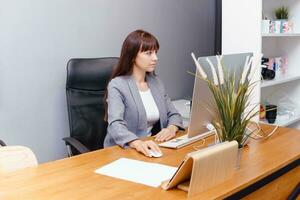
top-left (109, 75), bottom-right (130, 87)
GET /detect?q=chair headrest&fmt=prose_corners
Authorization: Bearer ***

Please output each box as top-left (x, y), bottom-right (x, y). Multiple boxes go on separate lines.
top-left (66, 57), bottom-right (119, 91)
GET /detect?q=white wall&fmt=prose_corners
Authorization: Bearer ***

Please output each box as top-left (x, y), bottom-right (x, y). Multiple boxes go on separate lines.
top-left (222, 0), bottom-right (262, 54)
top-left (0, 0), bottom-right (216, 162)
top-left (222, 0), bottom-right (262, 121)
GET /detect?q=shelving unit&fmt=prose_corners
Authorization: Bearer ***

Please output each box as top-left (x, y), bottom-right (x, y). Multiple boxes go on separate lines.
top-left (260, 114), bottom-right (300, 127)
top-left (261, 75), bottom-right (300, 88)
top-left (262, 33), bottom-right (300, 37)
top-left (260, 0), bottom-right (300, 128)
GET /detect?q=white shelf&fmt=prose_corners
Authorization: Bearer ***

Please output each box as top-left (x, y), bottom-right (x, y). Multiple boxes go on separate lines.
top-left (262, 33), bottom-right (300, 37)
top-left (260, 114), bottom-right (300, 127)
top-left (261, 75), bottom-right (300, 88)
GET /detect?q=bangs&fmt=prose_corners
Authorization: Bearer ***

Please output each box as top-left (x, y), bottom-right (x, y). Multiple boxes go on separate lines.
top-left (139, 34), bottom-right (159, 52)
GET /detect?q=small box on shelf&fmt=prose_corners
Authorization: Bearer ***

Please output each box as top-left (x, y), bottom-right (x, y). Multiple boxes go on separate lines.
top-left (261, 20), bottom-right (294, 35)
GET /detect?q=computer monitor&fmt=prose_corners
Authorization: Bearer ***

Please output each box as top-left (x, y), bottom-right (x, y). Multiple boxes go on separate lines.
top-left (187, 53), bottom-right (253, 138)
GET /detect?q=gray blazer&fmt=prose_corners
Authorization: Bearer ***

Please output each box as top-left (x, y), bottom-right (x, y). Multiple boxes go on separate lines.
top-left (104, 74), bottom-right (183, 148)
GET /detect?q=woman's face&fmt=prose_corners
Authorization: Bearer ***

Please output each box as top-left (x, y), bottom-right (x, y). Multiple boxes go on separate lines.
top-left (133, 49), bottom-right (158, 73)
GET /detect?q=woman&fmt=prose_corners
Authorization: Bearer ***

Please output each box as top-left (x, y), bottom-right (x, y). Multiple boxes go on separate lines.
top-left (104, 30), bottom-right (183, 157)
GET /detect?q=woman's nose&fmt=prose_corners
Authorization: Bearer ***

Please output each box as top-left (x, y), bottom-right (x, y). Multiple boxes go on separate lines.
top-left (152, 53), bottom-right (158, 61)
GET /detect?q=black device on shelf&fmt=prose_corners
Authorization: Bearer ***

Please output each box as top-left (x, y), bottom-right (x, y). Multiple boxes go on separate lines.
top-left (261, 57), bottom-right (275, 80)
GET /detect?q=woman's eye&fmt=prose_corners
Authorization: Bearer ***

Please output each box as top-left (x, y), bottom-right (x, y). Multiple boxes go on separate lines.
top-left (145, 51), bottom-right (152, 55)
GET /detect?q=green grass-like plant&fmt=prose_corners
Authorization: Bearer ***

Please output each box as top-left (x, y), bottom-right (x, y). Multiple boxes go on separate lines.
top-left (191, 54), bottom-right (259, 148)
top-left (275, 6), bottom-right (289, 20)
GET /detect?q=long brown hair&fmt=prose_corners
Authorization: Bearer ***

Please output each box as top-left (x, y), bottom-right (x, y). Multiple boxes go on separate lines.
top-left (104, 30), bottom-right (160, 121)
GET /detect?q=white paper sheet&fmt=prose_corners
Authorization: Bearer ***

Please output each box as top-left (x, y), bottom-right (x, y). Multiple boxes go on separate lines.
top-left (95, 158), bottom-right (177, 187)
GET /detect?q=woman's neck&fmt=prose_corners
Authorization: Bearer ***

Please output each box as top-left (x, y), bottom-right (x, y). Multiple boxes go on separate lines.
top-left (132, 66), bottom-right (149, 91)
top-left (132, 66), bottom-right (146, 83)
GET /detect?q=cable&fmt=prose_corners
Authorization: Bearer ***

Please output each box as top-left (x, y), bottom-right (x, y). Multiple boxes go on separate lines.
top-left (192, 130), bottom-right (218, 150)
top-left (250, 121), bottom-right (279, 139)
top-left (259, 124), bottom-right (279, 138)
top-left (192, 139), bottom-right (206, 150)
top-left (192, 122), bottom-right (278, 150)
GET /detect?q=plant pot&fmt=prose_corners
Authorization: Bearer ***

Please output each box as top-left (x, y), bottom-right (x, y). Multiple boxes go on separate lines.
top-left (236, 147), bottom-right (243, 170)
top-left (270, 20), bottom-right (281, 33)
top-left (279, 19), bottom-right (288, 33)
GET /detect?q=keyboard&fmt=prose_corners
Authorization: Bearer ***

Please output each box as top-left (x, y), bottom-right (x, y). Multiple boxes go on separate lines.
top-left (158, 130), bottom-right (215, 149)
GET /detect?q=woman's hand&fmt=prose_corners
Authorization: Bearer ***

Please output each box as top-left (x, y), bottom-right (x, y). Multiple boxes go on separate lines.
top-left (154, 125), bottom-right (178, 142)
top-left (128, 140), bottom-right (161, 157)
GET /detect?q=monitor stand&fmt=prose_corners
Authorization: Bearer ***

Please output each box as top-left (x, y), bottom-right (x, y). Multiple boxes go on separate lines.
top-left (158, 130), bottom-right (215, 149)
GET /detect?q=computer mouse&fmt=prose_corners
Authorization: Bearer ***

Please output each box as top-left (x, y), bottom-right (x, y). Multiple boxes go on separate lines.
top-left (149, 149), bottom-right (163, 158)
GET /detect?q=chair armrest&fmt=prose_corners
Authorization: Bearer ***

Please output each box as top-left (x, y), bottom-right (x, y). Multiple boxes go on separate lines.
top-left (62, 137), bottom-right (90, 154)
top-left (0, 139), bottom-right (6, 146)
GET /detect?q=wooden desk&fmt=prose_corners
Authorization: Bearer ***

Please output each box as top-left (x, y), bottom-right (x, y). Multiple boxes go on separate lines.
top-left (0, 125), bottom-right (299, 200)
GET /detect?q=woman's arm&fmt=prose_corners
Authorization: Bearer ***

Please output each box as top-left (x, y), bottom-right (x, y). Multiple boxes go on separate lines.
top-left (106, 80), bottom-right (139, 147)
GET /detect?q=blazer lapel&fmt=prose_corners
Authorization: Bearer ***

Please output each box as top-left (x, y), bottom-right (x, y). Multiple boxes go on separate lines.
top-left (147, 75), bottom-right (166, 127)
top-left (127, 76), bottom-right (147, 130)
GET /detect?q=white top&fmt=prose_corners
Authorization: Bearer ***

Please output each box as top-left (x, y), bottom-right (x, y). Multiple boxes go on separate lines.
top-left (139, 89), bottom-right (160, 134)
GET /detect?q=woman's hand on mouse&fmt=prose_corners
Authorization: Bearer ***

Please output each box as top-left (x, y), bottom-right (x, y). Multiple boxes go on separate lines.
top-left (129, 140), bottom-right (161, 157)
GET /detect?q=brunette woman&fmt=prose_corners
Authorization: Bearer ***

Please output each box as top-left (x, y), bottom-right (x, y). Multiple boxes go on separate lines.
top-left (104, 30), bottom-right (183, 157)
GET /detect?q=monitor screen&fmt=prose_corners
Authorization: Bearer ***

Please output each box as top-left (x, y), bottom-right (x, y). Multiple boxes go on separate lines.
top-left (188, 53), bottom-right (253, 138)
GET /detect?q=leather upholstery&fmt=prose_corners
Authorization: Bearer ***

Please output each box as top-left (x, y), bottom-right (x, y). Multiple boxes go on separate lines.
top-left (66, 57), bottom-right (118, 155)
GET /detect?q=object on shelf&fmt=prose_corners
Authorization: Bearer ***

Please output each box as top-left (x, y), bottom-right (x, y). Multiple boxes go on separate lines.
top-left (261, 57), bottom-right (275, 80)
top-left (277, 95), bottom-right (299, 117)
top-left (259, 104), bottom-right (266, 120)
top-left (275, 6), bottom-right (289, 20)
top-left (274, 57), bottom-right (288, 78)
top-left (262, 19), bottom-right (271, 34)
top-left (274, 6), bottom-right (293, 33)
top-left (265, 104), bottom-right (277, 124)
top-left (261, 67), bottom-right (275, 80)
top-left (281, 20), bottom-right (294, 33)
top-left (262, 93), bottom-right (300, 126)
top-left (261, 19), bottom-right (294, 34)
top-left (261, 57), bottom-right (288, 80)
top-left (270, 20), bottom-right (294, 34)
top-left (270, 20), bottom-right (281, 33)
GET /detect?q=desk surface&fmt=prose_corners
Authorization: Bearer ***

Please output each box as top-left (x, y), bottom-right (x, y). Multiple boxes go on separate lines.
top-left (1, 125), bottom-right (300, 200)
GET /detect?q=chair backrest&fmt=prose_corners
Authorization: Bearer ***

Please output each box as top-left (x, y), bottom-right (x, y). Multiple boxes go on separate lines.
top-left (0, 146), bottom-right (38, 174)
top-left (66, 57), bottom-right (119, 154)
top-left (0, 140), bottom-right (6, 146)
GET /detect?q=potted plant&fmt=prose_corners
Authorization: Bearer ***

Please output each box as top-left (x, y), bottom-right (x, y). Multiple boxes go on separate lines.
top-left (275, 6), bottom-right (289, 20)
top-left (275, 6), bottom-right (293, 33)
top-left (191, 53), bottom-right (260, 168)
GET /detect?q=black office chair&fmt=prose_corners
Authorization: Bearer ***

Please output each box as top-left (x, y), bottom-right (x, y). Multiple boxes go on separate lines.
top-left (0, 140), bottom-right (6, 146)
top-left (63, 57), bottom-right (119, 156)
